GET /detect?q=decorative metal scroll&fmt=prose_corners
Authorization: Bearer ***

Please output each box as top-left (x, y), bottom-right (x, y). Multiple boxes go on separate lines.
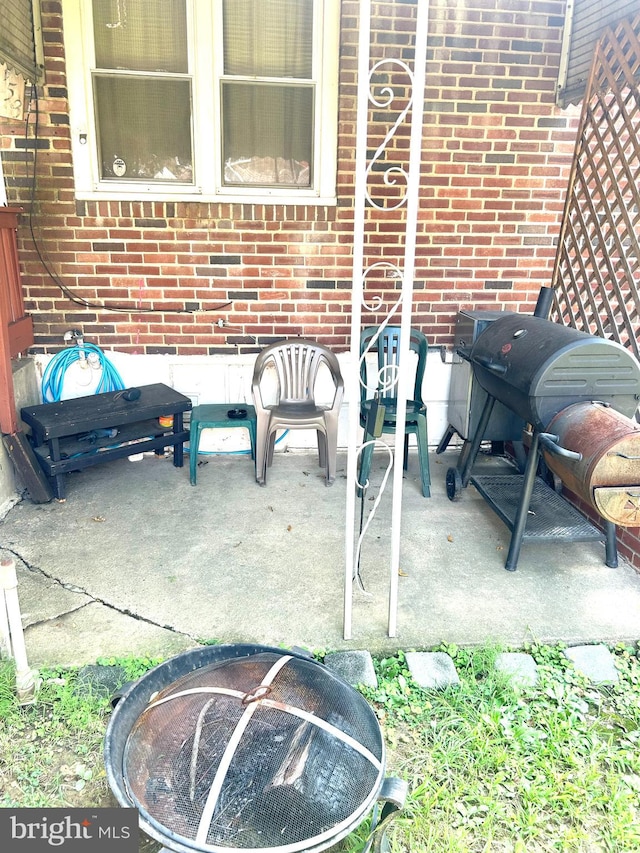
top-left (365, 59), bottom-right (414, 211)
top-left (352, 55), bottom-right (416, 580)
top-left (551, 13), bottom-right (640, 359)
top-left (358, 263), bottom-right (403, 399)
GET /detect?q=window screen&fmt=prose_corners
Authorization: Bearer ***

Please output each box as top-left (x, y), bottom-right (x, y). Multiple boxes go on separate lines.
top-left (223, 0), bottom-right (313, 78)
top-left (92, 0), bottom-right (192, 183)
top-left (93, 0), bottom-right (188, 73)
top-left (222, 83), bottom-right (313, 186)
top-left (222, 0), bottom-right (314, 187)
top-left (95, 76), bottom-right (193, 182)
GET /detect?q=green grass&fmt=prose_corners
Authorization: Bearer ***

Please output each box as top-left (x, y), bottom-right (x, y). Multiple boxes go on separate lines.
top-left (1, 644), bottom-right (639, 852)
top-left (358, 643), bottom-right (640, 852)
top-left (0, 660), bottom-right (112, 808)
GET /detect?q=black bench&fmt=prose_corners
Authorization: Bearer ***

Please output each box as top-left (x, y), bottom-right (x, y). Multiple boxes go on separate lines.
top-left (21, 383), bottom-right (192, 499)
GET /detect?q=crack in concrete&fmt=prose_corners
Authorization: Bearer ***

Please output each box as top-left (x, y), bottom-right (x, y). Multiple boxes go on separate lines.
top-left (26, 599), bottom-right (94, 628)
top-left (2, 546), bottom-right (200, 642)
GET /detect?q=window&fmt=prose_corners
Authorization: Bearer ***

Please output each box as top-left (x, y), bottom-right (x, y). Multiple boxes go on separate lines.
top-left (62, 0), bottom-right (339, 203)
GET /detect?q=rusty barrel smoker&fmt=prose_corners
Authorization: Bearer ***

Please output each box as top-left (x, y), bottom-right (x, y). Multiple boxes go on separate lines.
top-left (543, 401), bottom-right (640, 527)
top-left (447, 313), bottom-right (640, 571)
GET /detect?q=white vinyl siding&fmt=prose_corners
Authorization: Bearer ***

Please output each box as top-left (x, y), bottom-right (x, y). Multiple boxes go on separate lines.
top-left (0, 0), bottom-right (43, 82)
top-left (557, 0), bottom-right (640, 107)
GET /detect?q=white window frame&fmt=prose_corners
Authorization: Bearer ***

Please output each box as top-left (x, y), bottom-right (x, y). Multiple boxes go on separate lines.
top-left (62, 0), bottom-right (339, 205)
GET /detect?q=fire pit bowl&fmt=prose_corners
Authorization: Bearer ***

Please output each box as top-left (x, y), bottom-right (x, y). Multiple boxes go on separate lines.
top-left (105, 644), bottom-right (403, 853)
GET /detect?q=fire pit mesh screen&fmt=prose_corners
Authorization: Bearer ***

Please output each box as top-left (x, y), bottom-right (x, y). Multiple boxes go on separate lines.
top-left (122, 652), bottom-right (384, 851)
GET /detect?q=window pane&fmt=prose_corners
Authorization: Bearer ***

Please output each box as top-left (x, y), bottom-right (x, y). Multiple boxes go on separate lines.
top-left (223, 0), bottom-right (313, 78)
top-left (94, 76), bottom-right (193, 182)
top-left (93, 0), bottom-right (188, 73)
top-left (222, 82), bottom-right (313, 186)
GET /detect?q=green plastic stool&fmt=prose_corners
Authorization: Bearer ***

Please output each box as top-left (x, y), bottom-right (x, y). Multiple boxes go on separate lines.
top-left (189, 403), bottom-right (257, 485)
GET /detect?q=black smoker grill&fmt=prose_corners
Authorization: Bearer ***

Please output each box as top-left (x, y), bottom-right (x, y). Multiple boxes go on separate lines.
top-left (446, 312), bottom-right (640, 571)
top-left (104, 644), bottom-right (407, 853)
top-left (436, 310), bottom-right (525, 454)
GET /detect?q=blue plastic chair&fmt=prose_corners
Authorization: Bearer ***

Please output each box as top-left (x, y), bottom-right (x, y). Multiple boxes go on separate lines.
top-left (359, 325), bottom-right (431, 497)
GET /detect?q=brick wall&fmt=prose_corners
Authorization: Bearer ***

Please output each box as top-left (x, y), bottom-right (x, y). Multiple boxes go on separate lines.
top-left (0, 0), bottom-right (578, 357)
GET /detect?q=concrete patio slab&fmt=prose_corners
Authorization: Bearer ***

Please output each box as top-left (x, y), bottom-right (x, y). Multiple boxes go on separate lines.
top-left (21, 600), bottom-right (194, 667)
top-left (1, 448), bottom-right (639, 668)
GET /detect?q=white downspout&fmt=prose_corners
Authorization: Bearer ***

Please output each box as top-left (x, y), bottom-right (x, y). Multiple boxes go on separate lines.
top-left (0, 149), bottom-right (7, 206)
top-left (0, 558), bottom-right (39, 704)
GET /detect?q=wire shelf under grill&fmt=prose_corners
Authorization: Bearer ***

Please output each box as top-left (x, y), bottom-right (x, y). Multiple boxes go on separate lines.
top-left (470, 475), bottom-right (604, 541)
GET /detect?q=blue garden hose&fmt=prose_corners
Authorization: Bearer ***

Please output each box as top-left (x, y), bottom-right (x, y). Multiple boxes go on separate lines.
top-left (42, 343), bottom-right (126, 402)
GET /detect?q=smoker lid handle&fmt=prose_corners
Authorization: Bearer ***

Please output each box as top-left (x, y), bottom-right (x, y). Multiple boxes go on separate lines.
top-left (470, 353), bottom-right (508, 375)
top-left (539, 432), bottom-right (582, 461)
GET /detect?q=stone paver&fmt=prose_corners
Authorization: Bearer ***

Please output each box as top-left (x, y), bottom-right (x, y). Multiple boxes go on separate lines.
top-left (563, 644), bottom-right (619, 684)
top-left (74, 664), bottom-right (129, 700)
top-left (324, 650), bottom-right (378, 688)
top-left (494, 652), bottom-right (538, 687)
top-left (325, 647), bottom-right (623, 694)
top-left (405, 651), bottom-right (460, 689)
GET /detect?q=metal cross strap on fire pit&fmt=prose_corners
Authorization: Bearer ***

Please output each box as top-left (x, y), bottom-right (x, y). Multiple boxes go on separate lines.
top-left (443, 311), bottom-right (640, 572)
top-left (105, 644), bottom-right (407, 853)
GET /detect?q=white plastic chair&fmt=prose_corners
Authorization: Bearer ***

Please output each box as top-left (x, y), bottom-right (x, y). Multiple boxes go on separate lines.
top-left (251, 339), bottom-right (344, 485)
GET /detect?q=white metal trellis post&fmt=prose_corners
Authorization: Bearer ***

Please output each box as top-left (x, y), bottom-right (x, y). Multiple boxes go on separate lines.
top-left (344, 0), bottom-right (430, 640)
top-left (343, 0), bottom-right (371, 642)
top-left (388, 0), bottom-right (429, 637)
